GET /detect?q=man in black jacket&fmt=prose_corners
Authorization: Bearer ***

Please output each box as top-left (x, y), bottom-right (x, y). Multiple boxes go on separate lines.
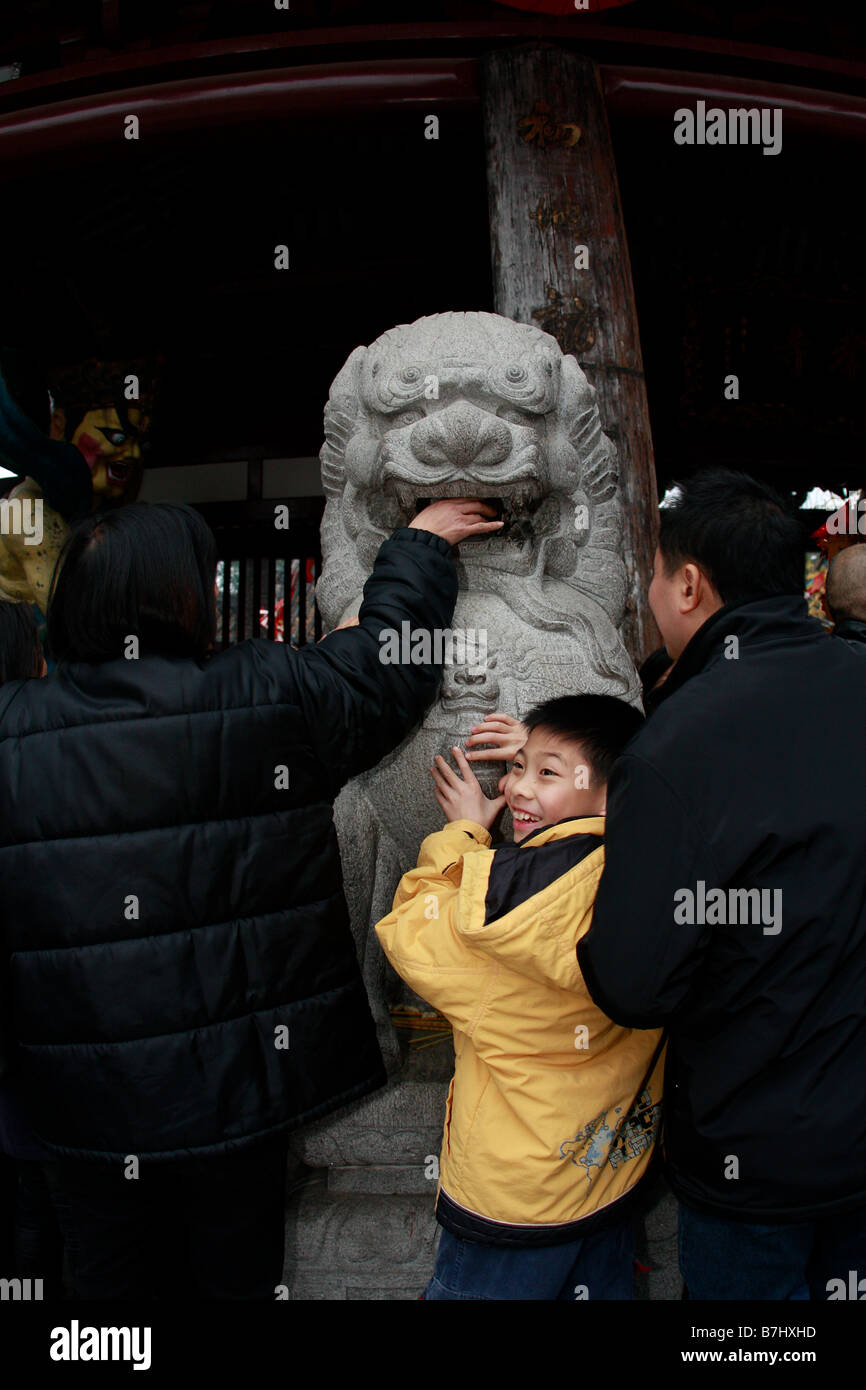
top-left (826, 543), bottom-right (866, 652)
top-left (578, 469), bottom-right (866, 1301)
top-left (0, 495), bottom-right (501, 1298)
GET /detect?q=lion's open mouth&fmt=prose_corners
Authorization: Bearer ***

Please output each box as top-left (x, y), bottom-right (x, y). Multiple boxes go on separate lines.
top-left (382, 477), bottom-right (544, 559)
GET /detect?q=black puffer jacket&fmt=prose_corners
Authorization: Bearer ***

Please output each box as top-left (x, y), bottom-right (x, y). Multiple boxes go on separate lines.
top-left (579, 595), bottom-right (866, 1222)
top-left (834, 617), bottom-right (866, 651)
top-left (0, 526), bottom-right (456, 1161)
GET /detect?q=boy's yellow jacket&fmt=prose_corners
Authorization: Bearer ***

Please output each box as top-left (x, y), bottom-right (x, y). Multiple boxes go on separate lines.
top-left (375, 816), bottom-right (665, 1245)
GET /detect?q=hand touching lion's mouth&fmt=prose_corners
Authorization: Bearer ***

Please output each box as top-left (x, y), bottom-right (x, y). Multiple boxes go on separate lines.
top-left (375, 400), bottom-right (547, 564)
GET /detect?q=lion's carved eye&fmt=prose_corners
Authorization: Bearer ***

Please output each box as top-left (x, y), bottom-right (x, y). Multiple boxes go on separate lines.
top-left (505, 364), bottom-right (528, 383)
top-left (384, 408), bottom-right (425, 431)
top-left (399, 366), bottom-right (422, 384)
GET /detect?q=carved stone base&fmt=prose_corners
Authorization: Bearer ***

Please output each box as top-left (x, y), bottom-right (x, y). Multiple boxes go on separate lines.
top-left (290, 1078), bottom-right (448, 1170)
top-left (282, 1078), bottom-right (445, 1299)
top-left (283, 1176), bottom-right (440, 1301)
top-left (282, 1174), bottom-right (682, 1300)
top-left (636, 1179), bottom-right (682, 1301)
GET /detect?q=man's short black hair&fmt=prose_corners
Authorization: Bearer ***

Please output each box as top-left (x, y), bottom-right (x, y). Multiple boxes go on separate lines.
top-left (522, 693), bottom-right (644, 786)
top-left (47, 502), bottom-right (217, 663)
top-left (0, 600), bottom-right (42, 682)
top-left (658, 468), bottom-right (805, 604)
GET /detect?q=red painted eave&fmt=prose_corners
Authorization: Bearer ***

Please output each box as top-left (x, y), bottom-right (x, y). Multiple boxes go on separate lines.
top-left (0, 59), bottom-right (479, 162)
top-left (603, 67), bottom-right (866, 136)
top-left (0, 54), bottom-right (864, 164)
top-left (0, 19), bottom-right (864, 116)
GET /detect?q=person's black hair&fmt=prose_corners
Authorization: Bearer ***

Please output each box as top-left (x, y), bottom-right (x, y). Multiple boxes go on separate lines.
top-left (47, 502), bottom-right (217, 662)
top-left (658, 468), bottom-right (805, 603)
top-left (0, 600), bottom-right (43, 683)
top-left (522, 693), bottom-right (644, 786)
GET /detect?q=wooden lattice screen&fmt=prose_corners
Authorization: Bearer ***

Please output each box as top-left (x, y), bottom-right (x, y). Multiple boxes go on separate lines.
top-left (195, 498), bottom-right (324, 650)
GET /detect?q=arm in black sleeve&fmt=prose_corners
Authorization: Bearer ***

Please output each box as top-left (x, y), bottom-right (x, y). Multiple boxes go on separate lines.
top-left (577, 752), bottom-right (721, 1028)
top-left (292, 526), bottom-right (458, 784)
top-left (0, 369), bottom-right (93, 520)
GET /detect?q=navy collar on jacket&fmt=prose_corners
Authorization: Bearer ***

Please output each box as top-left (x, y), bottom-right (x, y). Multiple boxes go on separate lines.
top-left (484, 830), bottom-right (603, 926)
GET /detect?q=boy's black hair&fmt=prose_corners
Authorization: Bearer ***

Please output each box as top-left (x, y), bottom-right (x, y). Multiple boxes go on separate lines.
top-left (0, 600), bottom-right (43, 683)
top-left (522, 693), bottom-right (644, 786)
top-left (47, 501), bottom-right (217, 663)
top-left (658, 468), bottom-right (805, 604)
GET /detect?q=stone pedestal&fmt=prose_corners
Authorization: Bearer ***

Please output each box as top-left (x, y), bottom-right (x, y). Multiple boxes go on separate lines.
top-left (635, 1179), bottom-right (682, 1302)
top-left (284, 1078), bottom-right (447, 1300)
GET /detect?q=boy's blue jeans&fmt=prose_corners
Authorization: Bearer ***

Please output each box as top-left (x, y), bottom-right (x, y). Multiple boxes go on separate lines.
top-left (423, 1210), bottom-right (635, 1300)
top-left (679, 1199), bottom-right (866, 1300)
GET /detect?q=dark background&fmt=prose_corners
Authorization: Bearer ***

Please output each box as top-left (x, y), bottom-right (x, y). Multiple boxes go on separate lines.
top-left (0, 0), bottom-right (862, 503)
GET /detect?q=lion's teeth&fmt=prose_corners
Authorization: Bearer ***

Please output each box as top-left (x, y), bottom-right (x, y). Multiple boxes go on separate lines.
top-left (394, 483), bottom-right (415, 514)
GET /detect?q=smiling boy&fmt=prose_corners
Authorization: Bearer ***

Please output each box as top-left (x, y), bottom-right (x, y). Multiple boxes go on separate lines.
top-left (374, 694), bottom-right (665, 1301)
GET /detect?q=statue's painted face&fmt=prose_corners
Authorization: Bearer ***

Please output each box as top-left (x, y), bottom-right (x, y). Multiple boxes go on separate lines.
top-left (70, 406), bottom-right (146, 501)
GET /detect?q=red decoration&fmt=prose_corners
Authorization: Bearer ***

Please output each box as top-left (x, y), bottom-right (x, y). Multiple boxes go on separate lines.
top-left (811, 499), bottom-right (860, 544)
top-left (259, 557), bottom-right (316, 643)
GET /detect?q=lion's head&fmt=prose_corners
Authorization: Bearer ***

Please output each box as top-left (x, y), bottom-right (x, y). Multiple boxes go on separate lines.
top-left (317, 311), bottom-right (629, 639)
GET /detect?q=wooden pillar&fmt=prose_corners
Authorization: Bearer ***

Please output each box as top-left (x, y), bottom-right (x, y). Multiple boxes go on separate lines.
top-left (482, 45), bottom-right (660, 665)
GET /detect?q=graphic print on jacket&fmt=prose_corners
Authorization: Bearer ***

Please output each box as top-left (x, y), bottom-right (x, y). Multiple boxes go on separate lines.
top-left (560, 1087), bottom-right (663, 1189)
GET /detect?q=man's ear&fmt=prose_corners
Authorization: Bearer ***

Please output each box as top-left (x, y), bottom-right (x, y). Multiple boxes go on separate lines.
top-left (49, 406), bottom-right (66, 441)
top-left (689, 563), bottom-right (724, 615)
top-left (679, 562), bottom-right (704, 613)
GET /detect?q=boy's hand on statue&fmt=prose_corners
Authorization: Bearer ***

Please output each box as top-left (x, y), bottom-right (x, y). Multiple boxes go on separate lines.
top-left (409, 499), bottom-right (504, 547)
top-left (464, 712), bottom-right (528, 763)
top-left (431, 746), bottom-right (506, 829)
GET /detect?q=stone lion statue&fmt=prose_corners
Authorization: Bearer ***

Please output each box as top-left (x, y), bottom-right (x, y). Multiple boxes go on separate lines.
top-left (317, 310), bottom-right (641, 1066)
